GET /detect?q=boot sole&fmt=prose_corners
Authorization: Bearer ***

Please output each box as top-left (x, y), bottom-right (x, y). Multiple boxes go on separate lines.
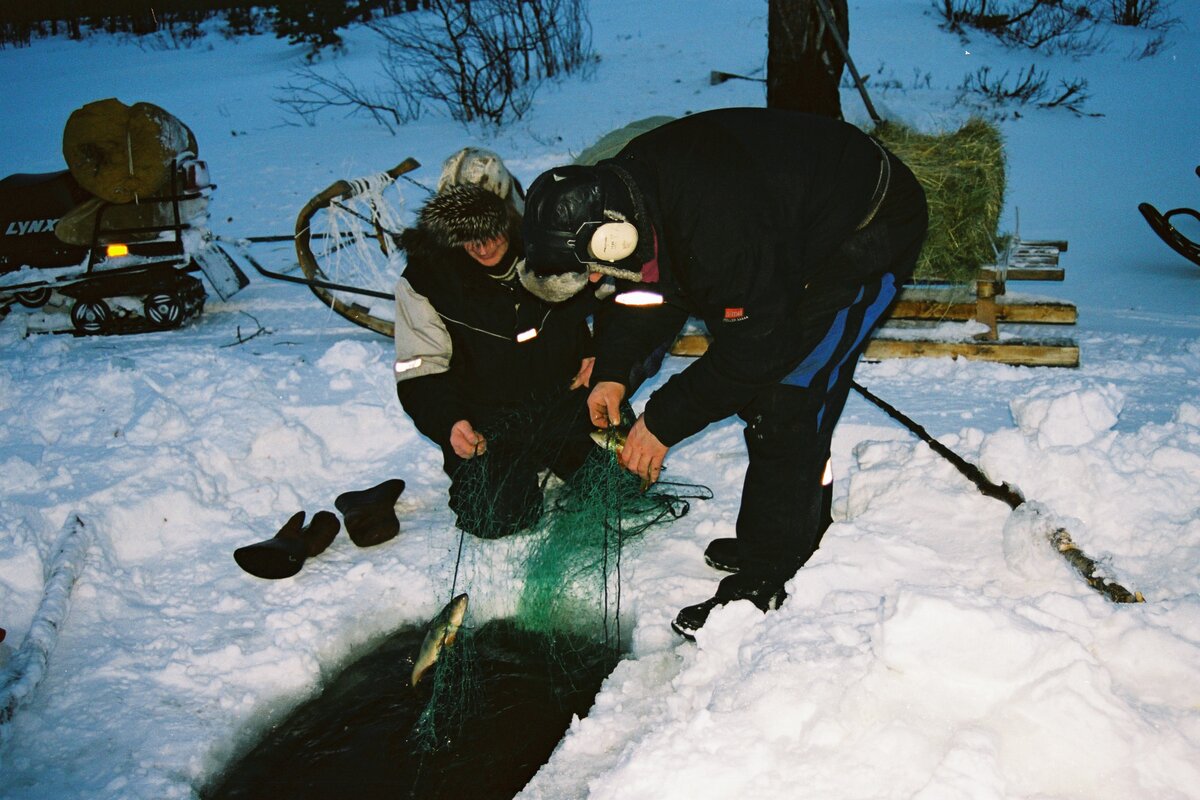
top-left (703, 537), bottom-right (741, 573)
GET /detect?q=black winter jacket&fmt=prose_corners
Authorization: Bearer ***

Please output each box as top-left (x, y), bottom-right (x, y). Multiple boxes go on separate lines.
top-left (395, 227), bottom-right (595, 447)
top-left (589, 108), bottom-right (920, 447)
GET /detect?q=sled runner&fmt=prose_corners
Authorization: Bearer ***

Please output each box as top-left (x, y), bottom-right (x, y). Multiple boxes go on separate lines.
top-left (1138, 167), bottom-right (1200, 268)
top-left (229, 158), bottom-right (423, 337)
top-left (291, 159), bottom-right (420, 337)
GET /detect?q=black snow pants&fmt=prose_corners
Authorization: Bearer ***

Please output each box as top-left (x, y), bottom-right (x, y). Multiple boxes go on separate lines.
top-left (733, 152), bottom-right (928, 580)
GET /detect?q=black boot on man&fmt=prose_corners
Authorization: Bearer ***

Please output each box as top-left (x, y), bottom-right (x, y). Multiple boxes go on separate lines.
top-left (671, 569), bottom-right (790, 640)
top-left (704, 477), bottom-right (833, 574)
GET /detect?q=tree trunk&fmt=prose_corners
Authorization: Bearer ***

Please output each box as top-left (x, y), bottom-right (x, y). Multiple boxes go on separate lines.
top-left (766, 0), bottom-right (849, 120)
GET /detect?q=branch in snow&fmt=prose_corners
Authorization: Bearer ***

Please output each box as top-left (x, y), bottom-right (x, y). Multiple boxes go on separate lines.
top-left (0, 513), bottom-right (94, 744)
top-left (1048, 527), bottom-right (1144, 604)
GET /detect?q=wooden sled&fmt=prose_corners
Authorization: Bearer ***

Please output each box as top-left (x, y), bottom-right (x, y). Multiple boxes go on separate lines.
top-left (670, 236), bottom-right (1080, 368)
top-left (1138, 167), bottom-right (1200, 268)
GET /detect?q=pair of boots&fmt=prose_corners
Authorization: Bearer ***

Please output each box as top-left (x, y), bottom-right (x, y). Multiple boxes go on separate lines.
top-left (233, 479), bottom-right (406, 580)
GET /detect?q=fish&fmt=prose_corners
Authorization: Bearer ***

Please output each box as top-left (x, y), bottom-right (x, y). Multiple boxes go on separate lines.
top-left (589, 427), bottom-right (653, 491)
top-left (589, 427), bottom-right (628, 454)
top-left (411, 592), bottom-right (469, 687)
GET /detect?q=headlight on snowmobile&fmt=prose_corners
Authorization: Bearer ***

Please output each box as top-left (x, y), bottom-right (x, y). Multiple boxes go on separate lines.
top-left (106, 243), bottom-right (130, 258)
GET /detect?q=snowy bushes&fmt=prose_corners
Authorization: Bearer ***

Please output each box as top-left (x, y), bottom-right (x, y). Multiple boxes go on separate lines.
top-left (278, 0), bottom-right (593, 130)
top-left (935, 0), bottom-right (1178, 42)
top-left (937, 0), bottom-right (1179, 113)
top-left (935, 0), bottom-right (1103, 54)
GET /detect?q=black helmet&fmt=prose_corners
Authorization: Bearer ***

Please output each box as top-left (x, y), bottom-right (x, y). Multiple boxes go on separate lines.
top-left (523, 164), bottom-right (644, 275)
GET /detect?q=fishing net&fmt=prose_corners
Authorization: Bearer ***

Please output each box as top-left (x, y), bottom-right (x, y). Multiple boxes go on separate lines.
top-left (408, 391), bottom-right (711, 753)
top-left (515, 445), bottom-right (703, 650)
top-left (408, 618), bottom-right (482, 754)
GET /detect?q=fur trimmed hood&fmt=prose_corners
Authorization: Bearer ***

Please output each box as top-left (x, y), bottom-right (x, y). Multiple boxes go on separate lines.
top-left (416, 184), bottom-right (512, 249)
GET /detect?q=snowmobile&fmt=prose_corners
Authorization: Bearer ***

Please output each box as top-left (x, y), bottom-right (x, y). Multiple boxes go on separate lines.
top-left (0, 156), bottom-right (247, 335)
top-left (1138, 166), bottom-right (1200, 269)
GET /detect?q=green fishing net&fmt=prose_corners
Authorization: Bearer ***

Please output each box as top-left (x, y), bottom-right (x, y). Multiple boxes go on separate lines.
top-left (409, 620), bottom-right (481, 754)
top-left (516, 444), bottom-right (701, 649)
top-left (409, 392), bottom-right (710, 753)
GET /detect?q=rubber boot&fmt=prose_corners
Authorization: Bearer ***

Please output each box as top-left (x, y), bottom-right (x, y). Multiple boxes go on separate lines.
top-left (234, 510), bottom-right (341, 579)
top-left (671, 570), bottom-right (789, 640)
top-left (335, 479), bottom-right (406, 547)
top-left (705, 479), bottom-right (834, 573)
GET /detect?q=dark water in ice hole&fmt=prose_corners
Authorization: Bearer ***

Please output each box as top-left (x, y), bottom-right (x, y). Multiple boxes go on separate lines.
top-left (203, 620), bottom-right (618, 800)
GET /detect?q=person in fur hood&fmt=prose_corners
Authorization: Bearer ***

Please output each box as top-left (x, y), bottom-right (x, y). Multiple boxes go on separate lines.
top-left (393, 149), bottom-right (599, 539)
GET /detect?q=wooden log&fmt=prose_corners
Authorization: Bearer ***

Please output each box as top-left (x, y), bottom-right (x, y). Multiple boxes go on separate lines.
top-left (1004, 265), bottom-right (1065, 281)
top-left (669, 332), bottom-right (1079, 368)
top-left (861, 337), bottom-right (1079, 367)
top-left (890, 290), bottom-right (1078, 325)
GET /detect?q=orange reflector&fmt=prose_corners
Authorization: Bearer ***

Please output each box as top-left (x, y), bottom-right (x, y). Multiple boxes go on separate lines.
top-left (516, 328), bottom-right (538, 343)
top-left (106, 243), bottom-right (130, 257)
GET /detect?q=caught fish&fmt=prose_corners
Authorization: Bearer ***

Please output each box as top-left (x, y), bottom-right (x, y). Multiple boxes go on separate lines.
top-left (590, 427), bottom-right (654, 491)
top-left (411, 592), bottom-right (469, 687)
top-left (589, 427), bottom-right (628, 454)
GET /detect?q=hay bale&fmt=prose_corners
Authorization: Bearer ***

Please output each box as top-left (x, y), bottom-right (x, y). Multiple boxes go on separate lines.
top-left (62, 98), bottom-right (198, 205)
top-left (873, 118), bottom-right (1006, 283)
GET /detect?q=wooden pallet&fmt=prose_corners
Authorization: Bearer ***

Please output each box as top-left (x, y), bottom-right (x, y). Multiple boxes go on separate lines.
top-left (669, 239), bottom-right (1080, 368)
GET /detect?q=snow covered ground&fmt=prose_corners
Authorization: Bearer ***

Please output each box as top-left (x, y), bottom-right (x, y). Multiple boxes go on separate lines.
top-left (2, 1), bottom-right (1199, 797)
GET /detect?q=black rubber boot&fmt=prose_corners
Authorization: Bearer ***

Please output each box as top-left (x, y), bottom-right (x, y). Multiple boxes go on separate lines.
top-left (703, 537), bottom-right (741, 573)
top-left (704, 481), bottom-right (834, 574)
top-left (335, 479), bottom-right (405, 547)
top-left (234, 510), bottom-right (341, 579)
top-left (670, 571), bottom-right (788, 640)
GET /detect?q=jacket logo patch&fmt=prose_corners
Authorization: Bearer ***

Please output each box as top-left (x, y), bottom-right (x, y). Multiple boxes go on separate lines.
top-left (723, 307), bottom-right (747, 322)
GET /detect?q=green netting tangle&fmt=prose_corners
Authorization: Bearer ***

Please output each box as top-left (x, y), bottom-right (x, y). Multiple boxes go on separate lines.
top-left (408, 392), bottom-right (711, 754)
top-left (516, 443), bottom-right (699, 648)
top-left (409, 619), bottom-right (481, 754)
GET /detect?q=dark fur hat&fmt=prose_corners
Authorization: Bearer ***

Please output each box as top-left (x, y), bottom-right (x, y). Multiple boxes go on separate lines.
top-left (418, 184), bottom-right (511, 248)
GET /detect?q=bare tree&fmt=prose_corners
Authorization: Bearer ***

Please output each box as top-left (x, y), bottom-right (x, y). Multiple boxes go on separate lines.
top-left (1104, 0), bottom-right (1178, 30)
top-left (767, 0), bottom-right (849, 119)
